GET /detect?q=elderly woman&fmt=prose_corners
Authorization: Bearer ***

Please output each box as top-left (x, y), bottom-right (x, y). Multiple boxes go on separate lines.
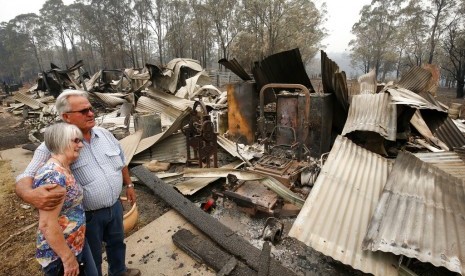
top-left (33, 123), bottom-right (97, 276)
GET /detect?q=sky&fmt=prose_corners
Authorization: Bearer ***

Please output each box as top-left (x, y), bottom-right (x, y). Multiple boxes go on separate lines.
top-left (0, 0), bottom-right (371, 53)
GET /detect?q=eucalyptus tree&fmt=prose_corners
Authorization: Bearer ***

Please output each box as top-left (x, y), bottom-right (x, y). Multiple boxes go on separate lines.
top-left (442, 18), bottom-right (465, 97)
top-left (234, 0), bottom-right (325, 69)
top-left (165, 0), bottom-right (191, 59)
top-left (0, 22), bottom-right (31, 82)
top-left (40, 0), bottom-right (69, 66)
top-left (399, 0), bottom-right (429, 68)
top-left (424, 0), bottom-right (456, 64)
top-left (63, 3), bottom-right (84, 63)
top-left (106, 0), bottom-right (137, 68)
top-left (208, 0), bottom-right (241, 62)
top-left (190, 0), bottom-right (214, 67)
top-left (9, 13), bottom-right (48, 72)
top-left (350, 0), bottom-right (403, 80)
top-left (144, 0), bottom-right (166, 64)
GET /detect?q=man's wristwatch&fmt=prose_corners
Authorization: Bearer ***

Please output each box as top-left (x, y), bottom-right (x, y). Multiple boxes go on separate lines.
top-left (126, 183), bottom-right (134, 188)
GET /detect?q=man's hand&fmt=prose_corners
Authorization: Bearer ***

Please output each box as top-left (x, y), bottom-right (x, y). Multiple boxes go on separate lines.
top-left (16, 177), bottom-right (65, 210)
top-left (126, 186), bottom-right (136, 206)
top-left (31, 184), bottom-right (66, 210)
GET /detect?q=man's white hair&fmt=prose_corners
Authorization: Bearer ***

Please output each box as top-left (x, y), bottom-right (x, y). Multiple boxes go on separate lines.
top-left (55, 90), bottom-right (89, 117)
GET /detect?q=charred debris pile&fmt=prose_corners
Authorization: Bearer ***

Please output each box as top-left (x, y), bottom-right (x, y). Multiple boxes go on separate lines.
top-left (3, 49), bottom-right (465, 276)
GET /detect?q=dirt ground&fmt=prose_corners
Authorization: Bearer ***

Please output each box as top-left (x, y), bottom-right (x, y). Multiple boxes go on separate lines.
top-left (0, 86), bottom-right (463, 275)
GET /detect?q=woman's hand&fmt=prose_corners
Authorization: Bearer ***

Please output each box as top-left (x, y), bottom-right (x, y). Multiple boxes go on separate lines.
top-left (62, 255), bottom-right (80, 276)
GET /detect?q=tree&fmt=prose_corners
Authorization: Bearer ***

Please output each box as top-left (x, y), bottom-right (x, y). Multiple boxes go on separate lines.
top-left (40, 0), bottom-right (69, 66)
top-left (233, 0), bottom-right (325, 69)
top-left (442, 19), bottom-right (465, 97)
top-left (424, 0), bottom-right (456, 64)
top-left (10, 13), bottom-right (48, 73)
top-left (350, 0), bottom-right (403, 80)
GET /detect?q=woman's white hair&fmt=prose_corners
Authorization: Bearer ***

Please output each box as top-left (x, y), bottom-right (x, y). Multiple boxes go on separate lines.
top-left (55, 90), bottom-right (89, 117)
top-left (44, 123), bottom-right (83, 154)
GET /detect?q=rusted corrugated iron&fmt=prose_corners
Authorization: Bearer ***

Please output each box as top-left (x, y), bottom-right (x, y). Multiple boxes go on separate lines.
top-left (252, 48), bottom-right (314, 93)
top-left (227, 82), bottom-right (258, 145)
top-left (289, 135), bottom-right (398, 275)
top-left (342, 93), bottom-right (397, 141)
top-left (397, 66), bottom-right (432, 93)
top-left (218, 58), bottom-right (252, 81)
top-left (363, 152), bottom-right (465, 275)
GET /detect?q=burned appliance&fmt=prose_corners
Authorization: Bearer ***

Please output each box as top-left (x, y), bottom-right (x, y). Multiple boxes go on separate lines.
top-left (182, 100), bottom-right (218, 168)
top-left (252, 84), bottom-right (312, 187)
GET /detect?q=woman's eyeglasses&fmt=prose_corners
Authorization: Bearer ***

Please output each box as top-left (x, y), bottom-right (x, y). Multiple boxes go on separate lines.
top-left (66, 107), bottom-right (94, 115)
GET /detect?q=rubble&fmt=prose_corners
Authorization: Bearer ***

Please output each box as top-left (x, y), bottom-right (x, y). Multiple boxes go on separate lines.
top-left (3, 49), bottom-right (465, 275)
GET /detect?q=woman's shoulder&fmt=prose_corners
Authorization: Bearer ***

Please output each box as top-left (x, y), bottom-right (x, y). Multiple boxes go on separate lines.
top-left (33, 163), bottom-right (67, 188)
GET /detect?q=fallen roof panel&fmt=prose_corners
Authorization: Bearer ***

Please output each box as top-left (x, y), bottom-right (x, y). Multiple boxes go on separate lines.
top-left (363, 151), bottom-right (465, 275)
top-left (342, 92), bottom-right (397, 141)
top-left (13, 92), bottom-right (47, 110)
top-left (397, 66), bottom-right (432, 93)
top-left (252, 48), bottom-right (314, 92)
top-left (288, 135), bottom-right (398, 275)
top-left (218, 58), bottom-right (252, 81)
top-left (132, 132), bottom-right (187, 164)
top-left (415, 151), bottom-right (465, 180)
top-left (119, 130), bottom-right (143, 165)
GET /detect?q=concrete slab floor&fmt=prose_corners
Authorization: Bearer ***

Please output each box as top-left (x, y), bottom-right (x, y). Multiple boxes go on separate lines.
top-left (102, 209), bottom-right (215, 276)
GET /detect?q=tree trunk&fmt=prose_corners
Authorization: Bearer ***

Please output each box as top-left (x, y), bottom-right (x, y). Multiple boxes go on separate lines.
top-left (456, 82), bottom-right (464, 98)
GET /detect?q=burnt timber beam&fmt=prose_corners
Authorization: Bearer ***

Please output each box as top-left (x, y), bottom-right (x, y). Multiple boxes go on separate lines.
top-left (172, 228), bottom-right (255, 275)
top-left (131, 165), bottom-right (298, 276)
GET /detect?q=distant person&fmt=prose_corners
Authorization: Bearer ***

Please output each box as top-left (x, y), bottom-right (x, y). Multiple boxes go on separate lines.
top-left (33, 123), bottom-right (97, 276)
top-left (16, 90), bottom-right (140, 276)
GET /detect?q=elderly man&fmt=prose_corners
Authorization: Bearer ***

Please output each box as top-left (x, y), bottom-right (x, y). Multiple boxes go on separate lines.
top-left (16, 90), bottom-right (141, 276)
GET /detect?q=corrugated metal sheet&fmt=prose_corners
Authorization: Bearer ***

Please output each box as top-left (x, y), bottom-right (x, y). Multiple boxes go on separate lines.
top-left (321, 50), bottom-right (349, 111)
top-left (385, 87), bottom-right (445, 112)
top-left (342, 93), bottom-right (397, 141)
top-left (397, 66), bottom-right (432, 93)
top-left (135, 96), bottom-right (181, 122)
top-left (425, 114), bottom-right (465, 149)
top-left (92, 92), bottom-right (128, 107)
top-left (218, 58), bottom-right (252, 81)
top-left (132, 132), bottom-right (187, 164)
top-left (119, 130), bottom-right (143, 165)
top-left (134, 108), bottom-right (191, 155)
top-left (357, 69), bottom-right (377, 94)
top-left (174, 161), bottom-right (242, 195)
top-left (363, 152), bottom-right (465, 274)
top-left (162, 58), bottom-right (203, 93)
top-left (13, 92), bottom-right (47, 109)
top-left (217, 135), bottom-right (257, 161)
top-left (252, 48), bottom-right (314, 93)
top-left (289, 135), bottom-right (398, 275)
top-left (415, 151), bottom-right (465, 180)
top-left (146, 87), bottom-right (194, 110)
